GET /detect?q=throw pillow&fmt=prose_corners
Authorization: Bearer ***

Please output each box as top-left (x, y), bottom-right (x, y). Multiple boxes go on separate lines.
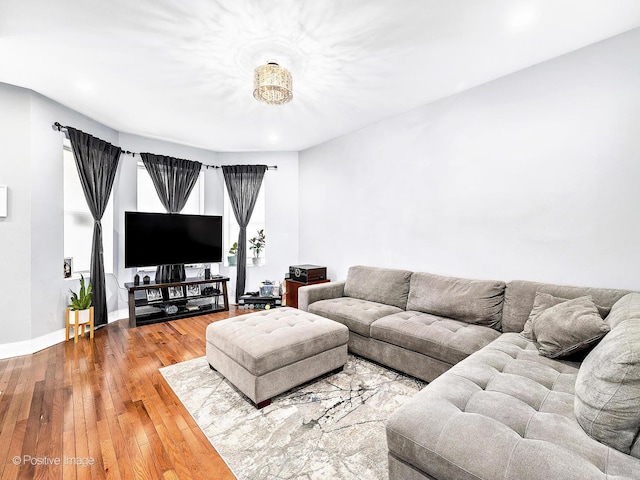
top-left (521, 292), bottom-right (611, 341)
top-left (521, 292), bottom-right (566, 340)
top-left (530, 295), bottom-right (610, 358)
top-left (574, 293), bottom-right (640, 457)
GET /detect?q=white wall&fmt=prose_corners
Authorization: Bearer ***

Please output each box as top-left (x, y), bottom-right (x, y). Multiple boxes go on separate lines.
top-left (0, 83), bottom-right (119, 344)
top-left (299, 28), bottom-right (640, 291)
top-left (0, 84), bottom-right (32, 343)
top-left (217, 152), bottom-right (299, 301)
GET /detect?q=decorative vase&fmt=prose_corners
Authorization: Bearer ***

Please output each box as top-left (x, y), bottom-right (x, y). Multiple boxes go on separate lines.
top-left (228, 255), bottom-right (237, 266)
top-left (252, 257), bottom-right (263, 267)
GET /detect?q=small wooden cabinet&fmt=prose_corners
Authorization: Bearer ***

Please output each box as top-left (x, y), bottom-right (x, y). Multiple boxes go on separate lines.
top-left (126, 276), bottom-right (229, 327)
top-left (284, 279), bottom-right (330, 309)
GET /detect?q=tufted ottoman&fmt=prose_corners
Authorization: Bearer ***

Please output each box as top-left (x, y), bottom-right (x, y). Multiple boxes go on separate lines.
top-left (205, 307), bottom-right (349, 408)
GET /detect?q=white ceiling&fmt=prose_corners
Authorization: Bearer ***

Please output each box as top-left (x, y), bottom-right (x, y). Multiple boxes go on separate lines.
top-left (1, 1), bottom-right (640, 152)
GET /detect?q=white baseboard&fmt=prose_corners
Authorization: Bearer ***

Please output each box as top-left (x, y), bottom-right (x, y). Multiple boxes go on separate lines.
top-left (0, 309), bottom-right (129, 360)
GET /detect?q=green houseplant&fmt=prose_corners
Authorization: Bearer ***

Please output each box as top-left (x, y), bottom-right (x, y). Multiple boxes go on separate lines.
top-left (249, 229), bottom-right (266, 266)
top-left (69, 274), bottom-right (93, 311)
top-left (67, 274), bottom-right (94, 341)
top-left (228, 242), bottom-right (238, 266)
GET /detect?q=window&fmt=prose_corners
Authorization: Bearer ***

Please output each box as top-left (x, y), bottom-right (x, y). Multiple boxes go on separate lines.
top-left (136, 163), bottom-right (204, 214)
top-left (63, 141), bottom-right (114, 274)
top-left (224, 185), bottom-right (266, 265)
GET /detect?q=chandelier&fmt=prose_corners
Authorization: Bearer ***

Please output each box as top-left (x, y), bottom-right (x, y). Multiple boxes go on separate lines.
top-left (253, 62), bottom-right (293, 105)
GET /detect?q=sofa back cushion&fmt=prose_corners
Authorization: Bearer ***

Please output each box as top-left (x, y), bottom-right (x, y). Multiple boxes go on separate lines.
top-left (502, 280), bottom-right (629, 333)
top-left (406, 272), bottom-right (505, 329)
top-left (574, 292), bottom-right (640, 458)
top-left (344, 265), bottom-right (412, 310)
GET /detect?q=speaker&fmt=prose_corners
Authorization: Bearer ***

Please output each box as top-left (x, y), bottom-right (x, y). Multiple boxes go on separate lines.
top-left (204, 267), bottom-right (211, 280)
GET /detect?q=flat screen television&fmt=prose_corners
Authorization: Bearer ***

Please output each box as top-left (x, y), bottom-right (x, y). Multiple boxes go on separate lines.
top-left (124, 211), bottom-right (223, 268)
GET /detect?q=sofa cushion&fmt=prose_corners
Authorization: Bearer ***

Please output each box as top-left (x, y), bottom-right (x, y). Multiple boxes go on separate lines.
top-left (522, 292), bottom-right (611, 341)
top-left (343, 265), bottom-right (412, 310)
top-left (406, 272), bottom-right (505, 329)
top-left (575, 293), bottom-right (640, 458)
top-left (502, 280), bottom-right (628, 333)
top-left (370, 311), bottom-right (501, 365)
top-left (386, 333), bottom-right (640, 480)
top-left (531, 296), bottom-right (610, 359)
top-left (308, 297), bottom-right (402, 337)
top-left (605, 292), bottom-right (640, 330)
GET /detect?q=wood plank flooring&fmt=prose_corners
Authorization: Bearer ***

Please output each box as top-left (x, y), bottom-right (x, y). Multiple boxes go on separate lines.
top-left (0, 308), bottom-right (251, 480)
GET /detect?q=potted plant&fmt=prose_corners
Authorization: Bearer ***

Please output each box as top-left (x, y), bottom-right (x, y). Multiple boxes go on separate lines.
top-left (249, 229), bottom-right (266, 266)
top-left (67, 274), bottom-right (94, 341)
top-left (69, 274), bottom-right (93, 316)
top-left (228, 242), bottom-right (238, 266)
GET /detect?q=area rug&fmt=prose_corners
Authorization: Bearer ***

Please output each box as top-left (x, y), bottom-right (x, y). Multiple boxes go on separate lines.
top-left (159, 355), bottom-right (426, 480)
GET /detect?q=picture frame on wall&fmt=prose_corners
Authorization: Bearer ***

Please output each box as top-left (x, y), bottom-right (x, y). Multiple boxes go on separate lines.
top-left (168, 286), bottom-right (184, 299)
top-left (186, 284), bottom-right (201, 297)
top-left (63, 257), bottom-right (73, 279)
top-left (146, 289), bottom-right (163, 303)
top-left (0, 185), bottom-right (7, 218)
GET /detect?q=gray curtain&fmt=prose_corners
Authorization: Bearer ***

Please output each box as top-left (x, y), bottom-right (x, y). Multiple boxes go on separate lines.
top-left (66, 127), bottom-right (122, 328)
top-left (140, 153), bottom-right (202, 213)
top-left (140, 153), bottom-right (202, 282)
top-left (222, 165), bottom-right (267, 303)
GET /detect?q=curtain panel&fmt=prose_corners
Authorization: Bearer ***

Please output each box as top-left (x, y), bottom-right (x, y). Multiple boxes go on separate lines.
top-left (140, 153), bottom-right (202, 282)
top-left (139, 153), bottom-right (202, 213)
top-left (66, 126), bottom-right (122, 328)
top-left (222, 165), bottom-right (267, 303)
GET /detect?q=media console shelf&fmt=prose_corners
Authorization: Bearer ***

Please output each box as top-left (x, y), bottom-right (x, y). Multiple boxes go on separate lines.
top-left (126, 276), bottom-right (229, 327)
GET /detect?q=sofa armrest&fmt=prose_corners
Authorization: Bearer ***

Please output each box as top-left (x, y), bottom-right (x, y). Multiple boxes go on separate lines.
top-left (297, 281), bottom-right (346, 312)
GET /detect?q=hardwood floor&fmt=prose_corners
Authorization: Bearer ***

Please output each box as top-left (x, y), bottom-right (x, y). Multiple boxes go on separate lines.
top-left (0, 308), bottom-right (251, 480)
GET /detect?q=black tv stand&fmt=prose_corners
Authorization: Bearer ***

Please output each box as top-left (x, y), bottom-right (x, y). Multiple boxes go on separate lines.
top-left (126, 276), bottom-right (229, 327)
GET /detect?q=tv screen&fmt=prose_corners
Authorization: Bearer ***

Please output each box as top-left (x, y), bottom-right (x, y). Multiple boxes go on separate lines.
top-left (125, 212), bottom-right (223, 268)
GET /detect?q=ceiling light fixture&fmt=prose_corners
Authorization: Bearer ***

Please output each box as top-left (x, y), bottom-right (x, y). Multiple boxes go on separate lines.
top-left (253, 62), bottom-right (292, 105)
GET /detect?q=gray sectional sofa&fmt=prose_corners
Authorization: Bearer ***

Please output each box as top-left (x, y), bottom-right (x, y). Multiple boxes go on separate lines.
top-left (298, 266), bottom-right (505, 382)
top-left (298, 265), bottom-right (640, 480)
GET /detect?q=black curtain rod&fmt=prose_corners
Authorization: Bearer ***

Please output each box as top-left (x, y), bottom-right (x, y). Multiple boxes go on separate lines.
top-left (52, 122), bottom-right (277, 170)
top-left (53, 122), bottom-right (136, 156)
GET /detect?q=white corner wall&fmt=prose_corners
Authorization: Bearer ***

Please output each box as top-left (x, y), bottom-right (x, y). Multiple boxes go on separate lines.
top-left (0, 83), bottom-right (119, 347)
top-left (299, 28), bottom-right (640, 290)
top-left (0, 84), bottom-right (32, 343)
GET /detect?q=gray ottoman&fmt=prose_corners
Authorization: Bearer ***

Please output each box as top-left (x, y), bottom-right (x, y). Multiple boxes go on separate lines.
top-left (205, 307), bottom-right (349, 408)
